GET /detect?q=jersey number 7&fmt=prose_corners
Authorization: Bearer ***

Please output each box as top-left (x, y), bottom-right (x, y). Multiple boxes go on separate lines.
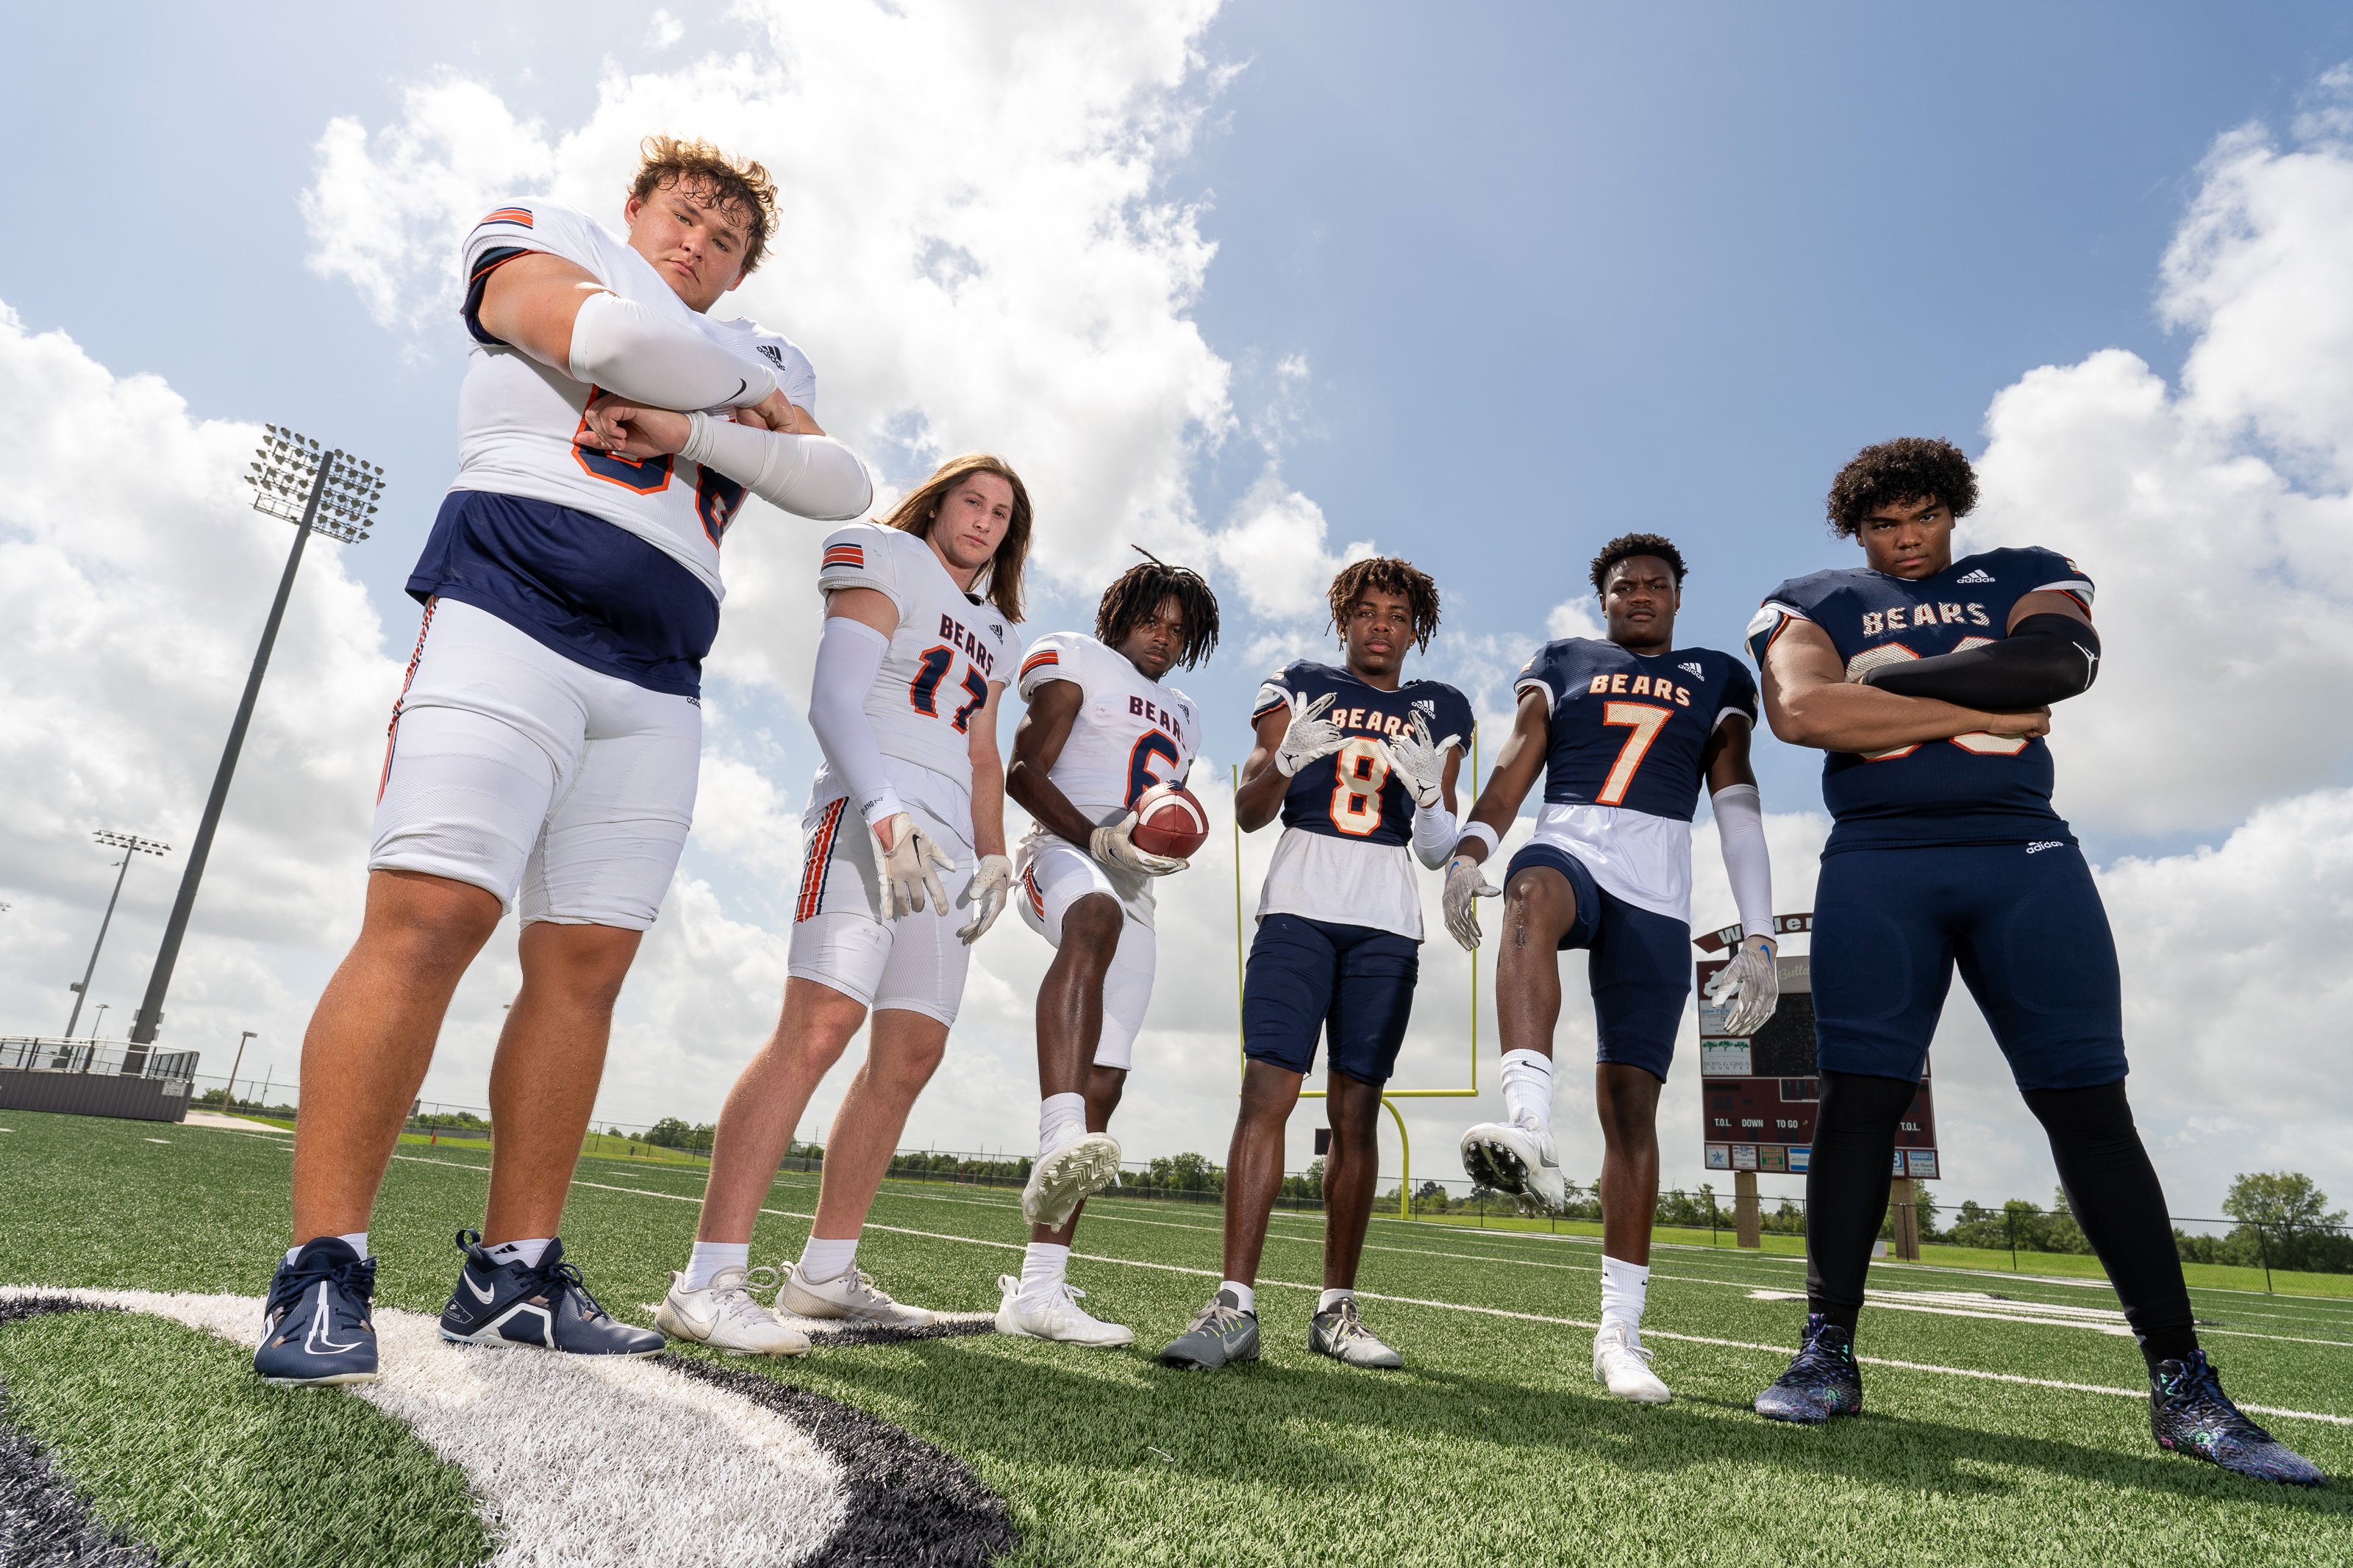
top-left (1597, 701), bottom-right (1671, 806)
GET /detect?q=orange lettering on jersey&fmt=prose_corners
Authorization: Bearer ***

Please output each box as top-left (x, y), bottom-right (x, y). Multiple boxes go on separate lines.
top-left (1631, 675), bottom-right (1652, 696)
top-left (1588, 674), bottom-right (1610, 695)
top-left (1862, 612), bottom-right (1885, 637)
top-left (1609, 673), bottom-right (1629, 694)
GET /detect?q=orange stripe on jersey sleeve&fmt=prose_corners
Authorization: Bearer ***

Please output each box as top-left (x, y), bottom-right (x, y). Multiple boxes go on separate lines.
top-left (821, 545), bottom-right (865, 570)
top-left (1019, 650), bottom-right (1059, 677)
top-left (477, 207), bottom-right (535, 228)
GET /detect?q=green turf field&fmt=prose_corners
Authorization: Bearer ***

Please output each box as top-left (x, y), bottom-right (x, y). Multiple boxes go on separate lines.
top-left (1, 1109), bottom-right (2345, 1566)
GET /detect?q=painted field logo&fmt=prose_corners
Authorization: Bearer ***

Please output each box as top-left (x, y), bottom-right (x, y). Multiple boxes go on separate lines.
top-left (0, 1289), bottom-right (1015, 1568)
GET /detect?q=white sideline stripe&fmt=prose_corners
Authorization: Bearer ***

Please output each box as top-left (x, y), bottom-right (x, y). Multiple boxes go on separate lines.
top-left (1746, 1288), bottom-right (2353, 1350)
top-left (410, 1158), bottom-right (2353, 1353)
top-left (421, 1164), bottom-right (2353, 1430)
top-left (0, 1289), bottom-right (849, 1567)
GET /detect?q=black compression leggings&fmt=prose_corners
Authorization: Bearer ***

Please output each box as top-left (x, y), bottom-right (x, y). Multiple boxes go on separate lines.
top-left (1803, 1072), bottom-right (2196, 1369)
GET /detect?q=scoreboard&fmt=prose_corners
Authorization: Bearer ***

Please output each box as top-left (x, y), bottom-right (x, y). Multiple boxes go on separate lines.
top-left (1696, 920), bottom-right (1939, 1181)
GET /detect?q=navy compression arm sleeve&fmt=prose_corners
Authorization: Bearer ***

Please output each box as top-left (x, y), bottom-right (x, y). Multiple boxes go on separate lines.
top-left (1860, 614), bottom-right (2100, 709)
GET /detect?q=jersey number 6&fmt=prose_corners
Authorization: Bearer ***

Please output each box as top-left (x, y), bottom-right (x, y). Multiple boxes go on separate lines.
top-left (910, 647), bottom-right (991, 734)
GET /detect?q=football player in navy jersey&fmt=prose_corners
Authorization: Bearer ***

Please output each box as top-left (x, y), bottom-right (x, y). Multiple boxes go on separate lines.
top-left (1161, 559), bottom-right (1474, 1372)
top-left (1745, 438), bottom-right (2321, 1485)
top-left (1441, 534), bottom-right (1779, 1404)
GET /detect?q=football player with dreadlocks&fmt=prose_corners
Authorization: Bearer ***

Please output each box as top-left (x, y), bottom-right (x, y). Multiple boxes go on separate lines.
top-left (1162, 558), bottom-right (1472, 1373)
top-left (993, 551), bottom-right (1221, 1346)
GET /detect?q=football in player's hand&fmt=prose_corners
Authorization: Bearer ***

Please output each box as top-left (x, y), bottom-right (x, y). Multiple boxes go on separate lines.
top-left (1130, 783), bottom-right (1210, 861)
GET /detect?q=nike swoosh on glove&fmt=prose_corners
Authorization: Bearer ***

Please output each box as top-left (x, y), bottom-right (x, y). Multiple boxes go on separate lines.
top-left (1090, 812), bottom-right (1186, 876)
top-left (1442, 855), bottom-right (1499, 951)
top-left (1274, 692), bottom-right (1346, 778)
top-left (1703, 934), bottom-right (1780, 1035)
top-left (876, 813), bottom-right (955, 920)
top-left (957, 853), bottom-right (1013, 943)
top-left (1379, 710), bottom-right (1458, 809)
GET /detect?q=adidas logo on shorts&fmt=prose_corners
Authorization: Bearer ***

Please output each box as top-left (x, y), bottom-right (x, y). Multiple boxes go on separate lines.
top-left (1957, 568), bottom-right (1996, 584)
top-left (2026, 840), bottom-right (2065, 854)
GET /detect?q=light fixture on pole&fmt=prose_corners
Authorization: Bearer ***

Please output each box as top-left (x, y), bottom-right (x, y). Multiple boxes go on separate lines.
top-left (226, 1029), bottom-right (257, 1109)
top-left (89, 1003), bottom-right (110, 1039)
top-left (124, 426), bottom-right (383, 1067)
top-left (65, 830), bottom-right (171, 1039)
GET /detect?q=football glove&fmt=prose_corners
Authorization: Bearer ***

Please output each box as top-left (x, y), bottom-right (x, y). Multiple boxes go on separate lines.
top-left (1380, 710), bottom-right (1459, 810)
top-left (1442, 854), bottom-right (1499, 951)
top-left (1703, 932), bottom-right (1780, 1036)
top-left (1090, 812), bottom-right (1187, 877)
top-left (1273, 692), bottom-right (1346, 778)
top-left (957, 853), bottom-right (1013, 944)
top-left (876, 813), bottom-right (955, 920)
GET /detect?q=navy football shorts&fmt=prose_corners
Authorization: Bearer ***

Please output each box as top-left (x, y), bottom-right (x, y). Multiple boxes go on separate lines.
top-left (1242, 913), bottom-right (1421, 1086)
top-left (1505, 843), bottom-right (1691, 1082)
top-left (1811, 840), bottom-right (2126, 1092)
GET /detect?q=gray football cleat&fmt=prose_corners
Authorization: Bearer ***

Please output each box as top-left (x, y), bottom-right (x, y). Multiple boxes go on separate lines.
top-left (1021, 1131), bottom-right (1124, 1231)
top-left (1460, 1120), bottom-right (1568, 1214)
top-left (1160, 1290), bottom-right (1260, 1370)
top-left (1308, 1296), bottom-right (1403, 1369)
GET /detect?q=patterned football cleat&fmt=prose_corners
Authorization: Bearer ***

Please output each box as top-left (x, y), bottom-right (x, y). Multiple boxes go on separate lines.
top-left (1754, 1313), bottom-right (1863, 1424)
top-left (438, 1231), bottom-right (664, 1356)
top-left (2150, 1350), bottom-right (2327, 1486)
top-left (1308, 1296), bottom-right (1403, 1369)
top-left (1021, 1132), bottom-right (1124, 1231)
top-left (1459, 1121), bottom-right (1568, 1214)
top-left (254, 1236), bottom-right (379, 1386)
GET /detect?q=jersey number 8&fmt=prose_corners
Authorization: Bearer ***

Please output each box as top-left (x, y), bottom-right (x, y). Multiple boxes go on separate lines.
top-left (1328, 737), bottom-right (1390, 837)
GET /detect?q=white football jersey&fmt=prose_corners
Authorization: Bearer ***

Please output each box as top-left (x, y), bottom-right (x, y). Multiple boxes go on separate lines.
top-left (451, 200), bottom-right (818, 604)
top-left (1015, 633), bottom-right (1199, 824)
top-left (811, 523), bottom-right (1019, 844)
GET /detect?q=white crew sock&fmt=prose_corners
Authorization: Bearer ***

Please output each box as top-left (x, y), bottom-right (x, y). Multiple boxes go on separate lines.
top-left (486, 1237), bottom-right (552, 1270)
top-left (1219, 1279), bottom-right (1256, 1314)
top-left (1038, 1092), bottom-right (1088, 1158)
top-left (1318, 1287), bottom-right (1354, 1312)
top-left (1018, 1242), bottom-right (1071, 1302)
top-left (799, 1234), bottom-right (859, 1285)
top-left (1600, 1255), bottom-right (1650, 1343)
top-left (683, 1241), bottom-right (750, 1293)
top-left (287, 1231), bottom-right (368, 1266)
top-left (1500, 1049), bottom-right (1554, 1133)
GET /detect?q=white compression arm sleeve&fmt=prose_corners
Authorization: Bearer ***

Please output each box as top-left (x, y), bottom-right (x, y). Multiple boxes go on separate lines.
top-left (1712, 783), bottom-right (1774, 941)
top-left (1411, 800), bottom-right (1459, 869)
top-left (565, 290), bottom-right (777, 409)
top-left (807, 617), bottom-right (905, 829)
top-left (680, 413), bottom-right (874, 521)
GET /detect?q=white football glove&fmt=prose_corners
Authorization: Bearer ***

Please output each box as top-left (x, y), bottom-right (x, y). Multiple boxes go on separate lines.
top-left (957, 853), bottom-right (1013, 944)
top-left (876, 812), bottom-right (955, 920)
top-left (1272, 691), bottom-right (1346, 778)
top-left (1442, 853), bottom-right (1499, 951)
top-left (1090, 812), bottom-right (1186, 877)
top-left (1703, 932), bottom-right (1780, 1036)
top-left (1379, 710), bottom-right (1459, 810)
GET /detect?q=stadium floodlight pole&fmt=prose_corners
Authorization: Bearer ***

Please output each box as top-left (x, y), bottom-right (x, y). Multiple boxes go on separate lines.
top-left (65, 830), bottom-right (171, 1039)
top-left (125, 426), bottom-right (382, 1064)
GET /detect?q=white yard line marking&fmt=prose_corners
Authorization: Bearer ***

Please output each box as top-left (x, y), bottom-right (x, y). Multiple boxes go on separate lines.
top-left (424, 1163), bottom-right (2353, 1429)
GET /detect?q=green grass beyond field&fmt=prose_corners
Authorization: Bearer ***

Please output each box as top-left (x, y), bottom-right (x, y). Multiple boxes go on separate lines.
top-left (1, 1111), bottom-right (2346, 1567)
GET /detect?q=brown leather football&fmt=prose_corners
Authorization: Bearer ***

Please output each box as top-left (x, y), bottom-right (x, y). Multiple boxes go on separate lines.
top-left (1129, 782), bottom-right (1210, 859)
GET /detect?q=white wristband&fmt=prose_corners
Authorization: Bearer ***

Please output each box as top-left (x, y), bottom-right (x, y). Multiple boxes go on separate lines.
top-left (1454, 820), bottom-right (1500, 862)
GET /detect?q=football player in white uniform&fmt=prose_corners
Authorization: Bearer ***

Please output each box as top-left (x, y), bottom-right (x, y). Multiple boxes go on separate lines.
top-left (659, 455), bottom-right (1027, 1350)
top-left (260, 138), bottom-right (872, 1386)
top-left (991, 553), bottom-right (1219, 1346)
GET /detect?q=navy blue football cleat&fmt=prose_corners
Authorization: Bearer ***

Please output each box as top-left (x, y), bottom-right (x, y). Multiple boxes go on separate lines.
top-left (2151, 1350), bottom-right (2326, 1486)
top-left (254, 1236), bottom-right (379, 1386)
top-left (1754, 1313), bottom-right (1864, 1424)
top-left (438, 1230), bottom-right (664, 1356)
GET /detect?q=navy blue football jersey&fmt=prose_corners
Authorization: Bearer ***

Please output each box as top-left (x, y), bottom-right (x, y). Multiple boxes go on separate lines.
top-left (1748, 545), bottom-right (2095, 851)
top-left (1513, 640), bottom-right (1757, 821)
top-left (1251, 662), bottom-right (1476, 845)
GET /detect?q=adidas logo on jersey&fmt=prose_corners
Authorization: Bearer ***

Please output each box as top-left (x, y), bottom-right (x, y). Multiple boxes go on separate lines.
top-left (1412, 697), bottom-right (1438, 716)
top-left (757, 343), bottom-right (785, 366)
top-left (1679, 661), bottom-right (1704, 679)
top-left (1956, 568), bottom-right (1995, 584)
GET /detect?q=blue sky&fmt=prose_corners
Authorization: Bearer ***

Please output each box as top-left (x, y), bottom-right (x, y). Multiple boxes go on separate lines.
top-left (5, 2), bottom-right (2353, 1209)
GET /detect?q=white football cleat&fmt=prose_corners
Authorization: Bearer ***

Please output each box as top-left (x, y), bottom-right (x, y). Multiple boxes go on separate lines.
top-left (1459, 1120), bottom-right (1568, 1214)
top-left (1593, 1320), bottom-right (1671, 1404)
top-left (993, 1274), bottom-right (1134, 1347)
top-left (779, 1264), bottom-right (937, 1328)
top-left (655, 1266), bottom-right (810, 1357)
top-left (1021, 1131), bottom-right (1124, 1231)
